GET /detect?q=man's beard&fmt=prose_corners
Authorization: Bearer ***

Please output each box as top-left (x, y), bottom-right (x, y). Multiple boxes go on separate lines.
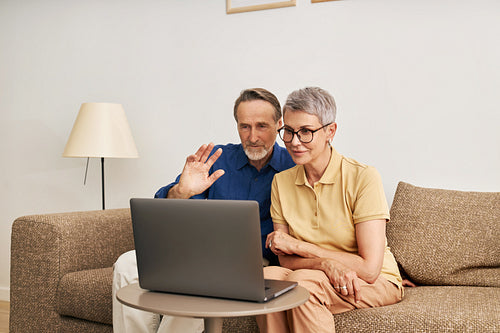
top-left (243, 144), bottom-right (271, 161)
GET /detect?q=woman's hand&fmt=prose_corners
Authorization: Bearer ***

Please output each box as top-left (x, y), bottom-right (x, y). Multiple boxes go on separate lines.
top-left (266, 229), bottom-right (300, 256)
top-left (321, 259), bottom-right (362, 303)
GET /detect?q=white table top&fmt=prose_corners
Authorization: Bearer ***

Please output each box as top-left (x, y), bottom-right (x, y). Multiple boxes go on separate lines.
top-left (117, 283), bottom-right (310, 318)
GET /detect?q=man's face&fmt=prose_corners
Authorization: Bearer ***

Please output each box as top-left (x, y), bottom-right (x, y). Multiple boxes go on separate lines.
top-left (236, 100), bottom-right (282, 163)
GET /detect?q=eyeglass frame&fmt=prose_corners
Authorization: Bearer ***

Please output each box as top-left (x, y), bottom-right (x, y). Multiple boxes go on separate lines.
top-left (278, 122), bottom-right (333, 143)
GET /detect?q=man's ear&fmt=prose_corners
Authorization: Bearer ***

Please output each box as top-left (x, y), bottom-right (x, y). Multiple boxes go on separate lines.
top-left (277, 118), bottom-right (283, 128)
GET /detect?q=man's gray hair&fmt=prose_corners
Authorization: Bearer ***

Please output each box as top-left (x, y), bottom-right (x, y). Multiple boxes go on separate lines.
top-left (283, 87), bottom-right (337, 125)
top-left (233, 88), bottom-right (282, 122)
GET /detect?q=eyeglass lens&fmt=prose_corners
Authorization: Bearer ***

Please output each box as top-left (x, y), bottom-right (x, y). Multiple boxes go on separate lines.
top-left (280, 128), bottom-right (314, 143)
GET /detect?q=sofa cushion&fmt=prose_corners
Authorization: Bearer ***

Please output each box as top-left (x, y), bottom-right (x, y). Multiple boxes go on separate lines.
top-left (334, 286), bottom-right (500, 332)
top-left (56, 267), bottom-right (113, 325)
top-left (224, 287), bottom-right (500, 332)
top-left (387, 182), bottom-right (500, 286)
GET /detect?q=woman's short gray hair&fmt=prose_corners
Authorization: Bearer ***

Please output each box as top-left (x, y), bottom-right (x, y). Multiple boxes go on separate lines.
top-left (283, 87), bottom-right (337, 125)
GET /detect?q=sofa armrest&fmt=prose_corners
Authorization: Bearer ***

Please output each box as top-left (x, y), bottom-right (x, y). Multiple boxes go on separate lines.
top-left (10, 208), bottom-right (134, 332)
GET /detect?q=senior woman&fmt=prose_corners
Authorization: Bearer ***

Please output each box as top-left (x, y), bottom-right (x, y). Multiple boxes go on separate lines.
top-left (257, 87), bottom-right (403, 333)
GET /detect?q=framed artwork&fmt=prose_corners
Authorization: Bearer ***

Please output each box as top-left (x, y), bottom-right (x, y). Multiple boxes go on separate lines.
top-left (226, 0), bottom-right (296, 14)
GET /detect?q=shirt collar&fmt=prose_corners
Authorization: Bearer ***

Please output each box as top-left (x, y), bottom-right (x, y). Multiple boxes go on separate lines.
top-left (268, 142), bottom-right (287, 171)
top-left (295, 146), bottom-right (341, 186)
top-left (235, 142), bottom-right (283, 171)
top-left (235, 145), bottom-right (249, 170)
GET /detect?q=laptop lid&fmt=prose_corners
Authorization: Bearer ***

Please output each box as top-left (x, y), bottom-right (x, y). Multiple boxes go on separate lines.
top-left (130, 198), bottom-right (296, 302)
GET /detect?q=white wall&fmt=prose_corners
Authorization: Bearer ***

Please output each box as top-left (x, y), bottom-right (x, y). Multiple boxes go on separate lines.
top-left (1, 0), bottom-right (498, 300)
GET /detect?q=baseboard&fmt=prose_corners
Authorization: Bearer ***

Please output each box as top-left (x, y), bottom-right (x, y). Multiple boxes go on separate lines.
top-left (0, 287), bottom-right (9, 302)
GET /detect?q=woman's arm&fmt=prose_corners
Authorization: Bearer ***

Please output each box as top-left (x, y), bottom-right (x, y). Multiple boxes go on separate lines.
top-left (267, 219), bottom-right (386, 284)
top-left (267, 224), bottom-right (363, 302)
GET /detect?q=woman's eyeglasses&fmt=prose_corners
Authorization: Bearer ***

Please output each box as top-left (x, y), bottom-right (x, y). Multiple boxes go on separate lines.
top-left (278, 123), bottom-right (332, 143)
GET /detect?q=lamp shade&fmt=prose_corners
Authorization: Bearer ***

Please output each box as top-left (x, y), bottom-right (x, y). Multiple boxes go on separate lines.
top-left (63, 103), bottom-right (138, 158)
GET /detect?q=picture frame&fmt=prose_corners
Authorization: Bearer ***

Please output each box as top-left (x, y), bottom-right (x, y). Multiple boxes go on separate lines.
top-left (226, 0), bottom-right (296, 14)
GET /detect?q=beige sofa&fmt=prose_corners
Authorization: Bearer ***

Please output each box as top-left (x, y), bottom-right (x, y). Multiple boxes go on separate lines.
top-left (10, 182), bottom-right (500, 332)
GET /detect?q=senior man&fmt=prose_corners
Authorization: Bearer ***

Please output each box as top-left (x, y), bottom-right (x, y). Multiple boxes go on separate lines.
top-left (112, 88), bottom-right (294, 333)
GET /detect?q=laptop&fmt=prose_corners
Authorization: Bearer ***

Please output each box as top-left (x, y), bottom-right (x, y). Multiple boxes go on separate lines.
top-left (130, 198), bottom-right (297, 302)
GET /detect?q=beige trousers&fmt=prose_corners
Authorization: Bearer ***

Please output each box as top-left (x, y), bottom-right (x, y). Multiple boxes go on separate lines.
top-left (256, 266), bottom-right (402, 333)
top-left (112, 250), bottom-right (204, 333)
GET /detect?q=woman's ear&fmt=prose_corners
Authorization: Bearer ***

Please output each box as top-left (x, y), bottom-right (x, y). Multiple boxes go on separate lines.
top-left (328, 123), bottom-right (338, 141)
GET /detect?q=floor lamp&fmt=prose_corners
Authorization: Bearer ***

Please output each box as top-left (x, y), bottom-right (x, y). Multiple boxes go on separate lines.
top-left (63, 103), bottom-right (139, 209)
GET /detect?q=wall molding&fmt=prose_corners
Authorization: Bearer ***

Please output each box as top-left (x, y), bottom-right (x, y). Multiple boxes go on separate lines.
top-left (0, 287), bottom-right (9, 302)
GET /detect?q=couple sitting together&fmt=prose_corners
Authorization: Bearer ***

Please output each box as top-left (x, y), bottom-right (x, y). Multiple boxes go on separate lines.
top-left (112, 87), bottom-right (404, 333)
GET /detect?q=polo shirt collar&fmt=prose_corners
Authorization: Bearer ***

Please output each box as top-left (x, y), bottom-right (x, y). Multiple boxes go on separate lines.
top-left (235, 142), bottom-right (283, 171)
top-left (294, 146), bottom-right (341, 186)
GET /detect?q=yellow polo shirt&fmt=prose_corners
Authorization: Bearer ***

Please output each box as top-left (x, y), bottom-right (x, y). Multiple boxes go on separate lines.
top-left (271, 147), bottom-right (402, 288)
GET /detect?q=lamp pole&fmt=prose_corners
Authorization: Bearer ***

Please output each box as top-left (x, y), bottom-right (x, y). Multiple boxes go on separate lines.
top-left (101, 157), bottom-right (105, 210)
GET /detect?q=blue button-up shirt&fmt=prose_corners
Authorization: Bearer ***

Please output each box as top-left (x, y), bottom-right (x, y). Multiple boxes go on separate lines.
top-left (155, 142), bottom-right (295, 265)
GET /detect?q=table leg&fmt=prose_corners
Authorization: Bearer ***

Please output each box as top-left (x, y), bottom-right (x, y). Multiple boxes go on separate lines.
top-left (204, 317), bottom-right (223, 333)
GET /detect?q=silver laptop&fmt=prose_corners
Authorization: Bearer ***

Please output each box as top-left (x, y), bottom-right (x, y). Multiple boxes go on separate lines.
top-left (130, 198), bottom-right (297, 302)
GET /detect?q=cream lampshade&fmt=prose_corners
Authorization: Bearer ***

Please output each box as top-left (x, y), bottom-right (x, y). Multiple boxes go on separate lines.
top-left (63, 103), bottom-right (138, 209)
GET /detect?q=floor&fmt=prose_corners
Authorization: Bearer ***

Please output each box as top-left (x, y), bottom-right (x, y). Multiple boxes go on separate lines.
top-left (0, 301), bottom-right (8, 333)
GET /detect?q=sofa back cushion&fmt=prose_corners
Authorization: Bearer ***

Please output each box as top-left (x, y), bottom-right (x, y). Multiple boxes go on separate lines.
top-left (387, 182), bottom-right (500, 287)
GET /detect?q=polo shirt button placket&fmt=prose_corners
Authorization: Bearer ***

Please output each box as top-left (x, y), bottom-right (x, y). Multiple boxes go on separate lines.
top-left (313, 191), bottom-right (319, 228)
